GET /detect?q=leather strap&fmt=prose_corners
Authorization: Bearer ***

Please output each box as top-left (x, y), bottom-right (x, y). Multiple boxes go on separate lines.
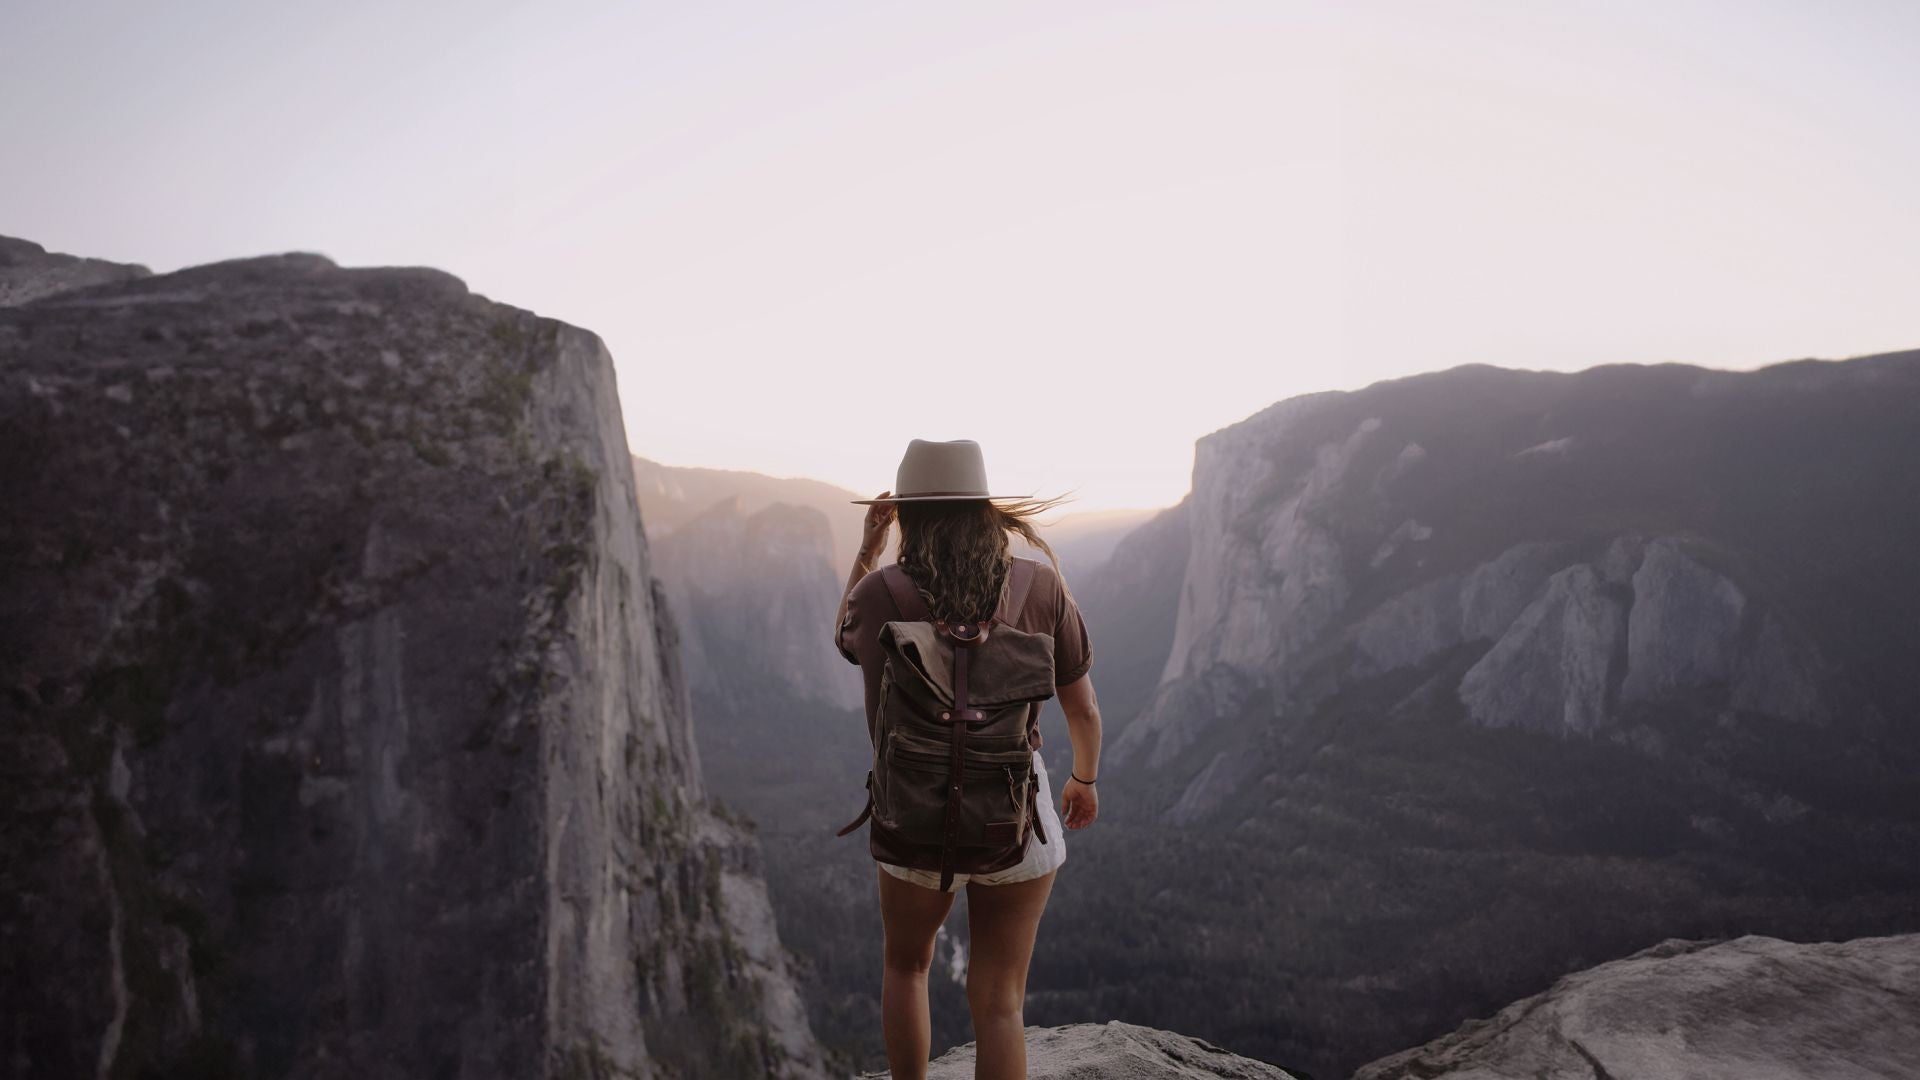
top-left (939, 642), bottom-right (970, 892)
top-left (999, 559), bottom-right (1037, 629)
top-left (837, 787), bottom-right (875, 837)
top-left (998, 560), bottom-right (1042, 749)
top-left (879, 559), bottom-right (1037, 630)
top-left (881, 564), bottom-right (932, 622)
top-left (836, 769), bottom-right (873, 836)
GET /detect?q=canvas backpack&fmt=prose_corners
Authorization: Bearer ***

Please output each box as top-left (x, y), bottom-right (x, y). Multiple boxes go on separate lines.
top-left (835, 559), bottom-right (1058, 892)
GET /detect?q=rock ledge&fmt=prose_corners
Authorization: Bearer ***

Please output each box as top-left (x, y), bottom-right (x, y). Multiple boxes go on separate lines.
top-left (860, 1020), bottom-right (1306, 1079)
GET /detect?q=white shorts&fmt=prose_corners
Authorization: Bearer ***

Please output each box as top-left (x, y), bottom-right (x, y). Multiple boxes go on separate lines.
top-left (879, 750), bottom-right (1067, 892)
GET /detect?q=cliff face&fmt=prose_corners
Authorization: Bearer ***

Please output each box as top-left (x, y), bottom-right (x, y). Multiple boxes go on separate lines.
top-left (1057, 353), bottom-right (1920, 1078)
top-left (1113, 355), bottom-right (1918, 807)
top-left (0, 241), bottom-right (825, 1079)
top-left (1355, 932), bottom-right (1920, 1080)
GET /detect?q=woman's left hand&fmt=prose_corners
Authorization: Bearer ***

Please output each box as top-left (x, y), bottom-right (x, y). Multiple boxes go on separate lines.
top-left (1061, 775), bottom-right (1098, 829)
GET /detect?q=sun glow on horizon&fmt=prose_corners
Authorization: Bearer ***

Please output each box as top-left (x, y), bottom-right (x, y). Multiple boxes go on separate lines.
top-left (6, 1), bottom-right (1917, 512)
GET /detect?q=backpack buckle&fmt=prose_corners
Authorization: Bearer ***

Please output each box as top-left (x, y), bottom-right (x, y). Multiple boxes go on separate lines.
top-left (938, 618), bottom-right (990, 647)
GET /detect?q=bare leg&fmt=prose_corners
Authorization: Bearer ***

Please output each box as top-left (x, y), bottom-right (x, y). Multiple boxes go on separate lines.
top-left (963, 869), bottom-right (1056, 1080)
top-left (878, 866), bottom-right (959, 1080)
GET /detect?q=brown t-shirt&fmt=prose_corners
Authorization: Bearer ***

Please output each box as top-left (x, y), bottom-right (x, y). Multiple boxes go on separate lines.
top-left (835, 555), bottom-right (1093, 745)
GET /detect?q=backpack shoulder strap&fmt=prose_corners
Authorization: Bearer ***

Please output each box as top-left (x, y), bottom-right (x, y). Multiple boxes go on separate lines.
top-left (881, 558), bottom-right (1037, 625)
top-left (993, 558), bottom-right (1038, 627)
top-left (879, 563), bottom-right (931, 622)
top-left (997, 559), bottom-right (1048, 753)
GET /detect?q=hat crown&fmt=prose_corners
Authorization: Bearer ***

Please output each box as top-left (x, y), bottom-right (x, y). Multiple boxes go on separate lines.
top-left (850, 438), bottom-right (1032, 504)
top-left (896, 438), bottom-right (991, 497)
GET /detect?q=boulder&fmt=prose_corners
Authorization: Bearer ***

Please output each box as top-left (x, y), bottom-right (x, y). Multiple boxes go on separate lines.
top-left (860, 1020), bottom-right (1307, 1079)
top-left (1355, 933), bottom-right (1920, 1080)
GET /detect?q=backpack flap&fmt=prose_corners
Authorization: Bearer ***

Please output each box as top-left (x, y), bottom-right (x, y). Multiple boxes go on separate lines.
top-left (877, 620), bottom-right (1057, 708)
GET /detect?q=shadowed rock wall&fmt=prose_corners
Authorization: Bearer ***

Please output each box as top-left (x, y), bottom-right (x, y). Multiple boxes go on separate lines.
top-left (0, 241), bottom-right (825, 1079)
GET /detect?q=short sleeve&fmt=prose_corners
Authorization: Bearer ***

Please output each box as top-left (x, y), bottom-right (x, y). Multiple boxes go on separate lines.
top-left (1052, 580), bottom-right (1093, 686)
top-left (834, 598), bottom-right (861, 665)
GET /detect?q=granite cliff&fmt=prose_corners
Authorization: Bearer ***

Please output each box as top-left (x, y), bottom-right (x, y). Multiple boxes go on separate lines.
top-left (0, 240), bottom-right (826, 1079)
top-left (1046, 352), bottom-right (1920, 1076)
top-left (1115, 358), bottom-right (1918, 782)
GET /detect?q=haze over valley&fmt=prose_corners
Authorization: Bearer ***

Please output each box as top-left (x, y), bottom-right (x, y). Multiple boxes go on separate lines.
top-left (637, 333), bottom-right (1920, 1078)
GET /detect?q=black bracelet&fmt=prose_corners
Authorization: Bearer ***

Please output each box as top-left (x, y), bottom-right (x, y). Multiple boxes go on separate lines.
top-left (1071, 772), bottom-right (1097, 784)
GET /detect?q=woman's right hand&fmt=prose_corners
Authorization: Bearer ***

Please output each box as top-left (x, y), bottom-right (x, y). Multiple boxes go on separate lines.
top-left (1061, 775), bottom-right (1098, 829)
top-left (860, 491), bottom-right (895, 561)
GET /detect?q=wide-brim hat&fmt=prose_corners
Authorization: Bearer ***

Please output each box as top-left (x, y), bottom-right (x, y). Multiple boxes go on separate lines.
top-left (850, 438), bottom-right (1034, 504)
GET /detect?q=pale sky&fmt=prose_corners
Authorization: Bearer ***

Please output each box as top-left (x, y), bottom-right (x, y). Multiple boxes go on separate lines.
top-left (6, 1), bottom-right (1917, 512)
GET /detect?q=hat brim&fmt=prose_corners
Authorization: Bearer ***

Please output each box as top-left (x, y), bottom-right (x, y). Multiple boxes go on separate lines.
top-left (849, 493), bottom-right (1035, 504)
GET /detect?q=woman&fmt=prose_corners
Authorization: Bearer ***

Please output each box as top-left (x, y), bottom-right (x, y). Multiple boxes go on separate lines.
top-left (833, 438), bottom-right (1103, 1080)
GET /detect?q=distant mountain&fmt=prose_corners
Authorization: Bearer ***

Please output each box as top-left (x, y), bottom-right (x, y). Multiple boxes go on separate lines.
top-left (1041, 349), bottom-right (1920, 1078)
top-left (633, 455), bottom-right (886, 563)
top-left (632, 458), bottom-right (874, 841)
top-left (1035, 507), bottom-right (1162, 574)
top-left (1068, 497), bottom-right (1190, 744)
top-left (651, 493), bottom-right (861, 715)
top-left (1114, 352), bottom-right (1920, 817)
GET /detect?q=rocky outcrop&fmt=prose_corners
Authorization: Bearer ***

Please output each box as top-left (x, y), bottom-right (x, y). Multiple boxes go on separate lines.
top-left (859, 1021), bottom-right (1306, 1079)
top-left (1347, 540), bottom-right (1564, 681)
top-left (1355, 933), bottom-right (1920, 1080)
top-left (1455, 535), bottom-right (1834, 734)
top-left (1456, 562), bottom-right (1626, 735)
top-left (0, 240), bottom-right (826, 1078)
top-left (0, 236), bottom-right (151, 306)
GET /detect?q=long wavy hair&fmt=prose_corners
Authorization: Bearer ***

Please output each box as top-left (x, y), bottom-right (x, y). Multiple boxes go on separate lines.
top-left (895, 493), bottom-right (1076, 624)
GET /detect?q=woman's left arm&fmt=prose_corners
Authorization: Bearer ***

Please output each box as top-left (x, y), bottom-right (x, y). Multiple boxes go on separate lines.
top-left (834, 492), bottom-right (895, 657)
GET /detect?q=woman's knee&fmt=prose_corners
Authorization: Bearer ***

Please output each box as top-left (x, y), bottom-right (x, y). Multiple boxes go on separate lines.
top-left (964, 976), bottom-right (1023, 1021)
top-left (884, 940), bottom-right (939, 977)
